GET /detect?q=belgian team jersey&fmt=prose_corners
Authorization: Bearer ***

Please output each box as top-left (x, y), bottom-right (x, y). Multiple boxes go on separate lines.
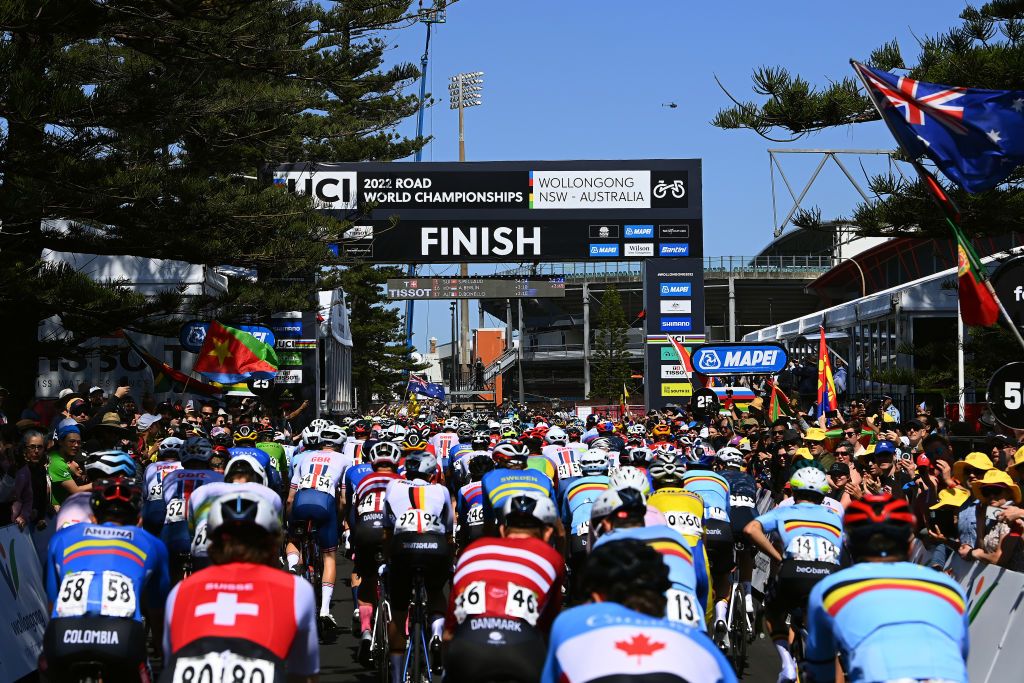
top-left (806, 562), bottom-right (968, 683)
top-left (384, 479), bottom-right (454, 535)
top-left (481, 467), bottom-right (557, 524)
top-left (755, 502), bottom-right (844, 564)
top-left (560, 475), bottom-right (609, 537)
top-left (681, 471), bottom-right (731, 523)
top-left (46, 522), bottom-right (171, 623)
top-left (542, 602), bottom-right (737, 683)
top-left (448, 536), bottom-right (565, 633)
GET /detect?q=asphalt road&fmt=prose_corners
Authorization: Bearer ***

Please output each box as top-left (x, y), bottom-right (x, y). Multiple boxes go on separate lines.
top-left (319, 554), bottom-right (780, 682)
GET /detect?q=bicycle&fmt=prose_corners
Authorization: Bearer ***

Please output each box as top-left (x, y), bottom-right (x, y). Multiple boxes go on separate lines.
top-left (402, 566), bottom-right (433, 683)
top-left (294, 520), bottom-right (324, 623)
top-left (370, 553), bottom-right (392, 683)
top-left (723, 571), bottom-right (754, 676)
top-left (788, 607), bottom-right (808, 683)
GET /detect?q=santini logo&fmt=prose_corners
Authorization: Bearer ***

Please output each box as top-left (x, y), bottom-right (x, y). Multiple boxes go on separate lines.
top-left (659, 243), bottom-right (689, 256)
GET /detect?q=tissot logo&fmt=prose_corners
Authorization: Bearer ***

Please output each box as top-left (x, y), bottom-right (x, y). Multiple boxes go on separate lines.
top-left (274, 172), bottom-right (358, 210)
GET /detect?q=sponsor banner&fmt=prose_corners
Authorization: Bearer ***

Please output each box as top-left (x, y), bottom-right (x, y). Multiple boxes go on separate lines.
top-left (276, 369), bottom-right (303, 384)
top-left (659, 282), bottom-right (692, 297)
top-left (646, 334), bottom-right (706, 345)
top-left (660, 346), bottom-right (680, 361)
top-left (589, 243), bottom-right (619, 257)
top-left (660, 383), bottom-right (694, 398)
top-left (659, 243), bottom-right (690, 257)
top-left (660, 317), bottom-right (693, 332)
top-left (692, 343), bottom-right (789, 375)
top-left (660, 364), bottom-right (691, 379)
top-left (659, 299), bottom-right (692, 315)
top-left (386, 278), bottom-right (565, 300)
top-left (659, 224), bottom-right (690, 239)
top-left (624, 224), bottom-right (654, 238)
top-left (0, 525), bottom-right (48, 681)
top-left (275, 338), bottom-right (317, 350)
top-left (624, 243), bottom-right (654, 257)
top-left (589, 224), bottom-right (619, 239)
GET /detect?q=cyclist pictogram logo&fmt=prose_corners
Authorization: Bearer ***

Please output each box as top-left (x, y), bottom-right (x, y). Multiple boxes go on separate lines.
top-left (653, 179), bottom-right (686, 199)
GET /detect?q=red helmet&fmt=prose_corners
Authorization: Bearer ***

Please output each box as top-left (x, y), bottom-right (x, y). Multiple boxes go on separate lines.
top-left (844, 493), bottom-right (915, 559)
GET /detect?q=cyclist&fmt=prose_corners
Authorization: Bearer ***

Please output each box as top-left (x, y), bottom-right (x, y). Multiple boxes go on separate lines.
top-left (542, 426), bottom-right (582, 491)
top-left (455, 452), bottom-right (495, 550)
top-left (560, 448), bottom-right (610, 588)
top-left (449, 430), bottom-right (491, 491)
top-left (383, 450), bottom-right (454, 682)
top-left (444, 493), bottom-right (565, 682)
top-left (682, 452), bottom-right (734, 640)
top-left (805, 493), bottom-right (968, 683)
top-left (481, 440), bottom-right (558, 532)
top-left (231, 423), bottom-right (284, 492)
top-left (161, 436), bottom-right (223, 580)
top-left (717, 446), bottom-right (759, 616)
top-left (446, 425), bottom-right (474, 471)
top-left (592, 486), bottom-right (709, 630)
top-left (744, 467), bottom-right (843, 683)
top-left (43, 478), bottom-right (170, 682)
top-left (285, 425), bottom-right (348, 629)
top-left (142, 437), bottom-right (183, 535)
top-left (541, 539), bottom-right (737, 683)
top-left (255, 425), bottom-right (289, 485)
top-left (162, 491), bottom-right (319, 683)
top-left (430, 418), bottom-right (460, 466)
top-left (351, 441), bottom-right (403, 664)
top-left (55, 449), bottom-right (138, 529)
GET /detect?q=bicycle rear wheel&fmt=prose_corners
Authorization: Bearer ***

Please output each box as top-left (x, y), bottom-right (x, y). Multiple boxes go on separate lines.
top-left (728, 591), bottom-right (748, 675)
top-left (407, 619), bottom-right (425, 683)
top-left (373, 600), bottom-right (390, 683)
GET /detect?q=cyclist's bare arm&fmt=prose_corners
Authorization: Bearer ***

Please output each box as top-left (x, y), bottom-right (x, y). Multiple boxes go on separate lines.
top-left (743, 519), bottom-right (782, 563)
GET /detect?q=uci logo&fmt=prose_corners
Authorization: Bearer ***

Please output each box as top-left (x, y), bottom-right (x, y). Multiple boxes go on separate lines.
top-left (274, 171), bottom-right (358, 210)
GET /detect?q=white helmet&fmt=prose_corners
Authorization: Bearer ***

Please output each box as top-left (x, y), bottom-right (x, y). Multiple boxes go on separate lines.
top-left (579, 448), bottom-right (610, 475)
top-left (385, 424), bottom-right (408, 442)
top-left (609, 465), bottom-right (651, 496)
top-left (208, 490), bottom-right (281, 535)
top-left (158, 437), bottom-right (184, 459)
top-left (627, 423), bottom-right (646, 436)
top-left (368, 441), bottom-right (402, 467)
top-left (590, 486), bottom-right (648, 521)
top-left (545, 427), bottom-right (567, 445)
top-left (404, 451), bottom-right (438, 480)
top-left (224, 454), bottom-right (268, 486)
top-left (717, 446), bottom-right (745, 469)
top-left (443, 417), bottom-right (460, 430)
top-left (309, 418), bottom-right (332, 432)
top-left (500, 418), bottom-right (513, 429)
top-left (790, 466), bottom-right (830, 496)
top-left (319, 425), bottom-right (346, 446)
top-left (502, 492), bottom-right (558, 526)
top-left (300, 424), bottom-right (322, 448)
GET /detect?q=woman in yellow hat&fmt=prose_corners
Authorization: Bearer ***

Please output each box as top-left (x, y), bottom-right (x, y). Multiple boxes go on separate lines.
top-left (959, 469), bottom-right (1024, 570)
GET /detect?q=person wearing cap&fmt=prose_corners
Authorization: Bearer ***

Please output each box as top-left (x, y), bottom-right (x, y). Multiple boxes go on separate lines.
top-left (959, 469), bottom-right (1024, 570)
top-left (135, 413), bottom-right (164, 462)
top-left (48, 423), bottom-right (91, 506)
top-left (858, 440), bottom-right (910, 499)
top-left (988, 434), bottom-right (1017, 471)
top-left (803, 427), bottom-right (832, 469)
top-left (87, 386), bottom-right (105, 411)
top-left (925, 487), bottom-right (972, 569)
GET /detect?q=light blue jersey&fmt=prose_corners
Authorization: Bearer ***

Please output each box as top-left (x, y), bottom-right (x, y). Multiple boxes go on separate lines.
top-left (755, 502), bottom-right (844, 564)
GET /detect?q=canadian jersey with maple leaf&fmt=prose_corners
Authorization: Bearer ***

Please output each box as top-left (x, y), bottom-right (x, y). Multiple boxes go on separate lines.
top-left (541, 601), bottom-right (737, 683)
top-left (446, 536), bottom-right (565, 633)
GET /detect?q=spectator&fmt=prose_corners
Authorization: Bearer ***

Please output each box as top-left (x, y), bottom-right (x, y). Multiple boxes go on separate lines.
top-left (136, 412), bottom-right (164, 461)
top-left (882, 394), bottom-right (901, 423)
top-left (961, 469), bottom-right (1024, 570)
top-left (925, 487), bottom-right (971, 569)
top-left (803, 427), bottom-right (832, 469)
top-left (3, 429), bottom-right (32, 529)
top-left (87, 386), bottom-right (105, 414)
top-left (48, 422), bottom-right (90, 506)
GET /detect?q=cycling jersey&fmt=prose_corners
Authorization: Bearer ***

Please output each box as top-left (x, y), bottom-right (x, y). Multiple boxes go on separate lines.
top-left (163, 562), bottom-right (319, 681)
top-left (161, 469), bottom-right (223, 553)
top-left (755, 502), bottom-right (844, 565)
top-left (595, 526), bottom-right (709, 631)
top-left (561, 475), bottom-right (609, 540)
top-left (430, 432), bottom-right (459, 468)
top-left (229, 446), bottom-right (285, 491)
top-left (542, 602), bottom-right (738, 683)
top-left (542, 444), bottom-right (582, 487)
top-left (776, 494), bottom-right (844, 516)
top-left (289, 449), bottom-right (346, 496)
top-left (350, 470), bottom-right (401, 544)
top-left (456, 480), bottom-right (487, 544)
top-left (805, 562), bottom-right (968, 683)
top-left (340, 437), bottom-right (364, 468)
top-left (46, 522), bottom-right (171, 622)
top-left (681, 470), bottom-right (731, 524)
top-left (448, 441), bottom-right (472, 464)
top-left (449, 448), bottom-right (489, 490)
top-left (648, 487), bottom-right (706, 545)
top-left (527, 455), bottom-right (559, 488)
top-left (188, 483), bottom-right (283, 560)
top-left (54, 491), bottom-right (93, 529)
top-left (255, 441), bottom-right (288, 477)
top-left (144, 461), bottom-right (182, 502)
top-left (481, 468), bottom-right (557, 524)
top-left (343, 461), bottom-right (373, 512)
top-left (383, 479), bottom-right (454, 536)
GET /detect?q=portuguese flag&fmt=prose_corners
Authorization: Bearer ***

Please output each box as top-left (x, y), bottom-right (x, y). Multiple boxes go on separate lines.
top-left (952, 220), bottom-right (999, 326)
top-left (193, 321), bottom-right (279, 384)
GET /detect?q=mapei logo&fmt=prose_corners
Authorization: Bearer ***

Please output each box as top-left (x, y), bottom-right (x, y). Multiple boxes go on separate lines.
top-left (589, 244), bottom-right (620, 257)
top-left (624, 224), bottom-right (654, 239)
top-left (0, 538), bottom-right (20, 598)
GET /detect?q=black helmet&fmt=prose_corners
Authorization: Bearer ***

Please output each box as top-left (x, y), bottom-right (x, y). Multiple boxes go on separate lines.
top-left (468, 453), bottom-right (496, 480)
top-left (90, 477), bottom-right (143, 523)
top-left (232, 424), bottom-right (259, 445)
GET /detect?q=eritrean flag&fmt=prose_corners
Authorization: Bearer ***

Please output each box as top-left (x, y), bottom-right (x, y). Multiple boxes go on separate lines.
top-left (123, 334), bottom-right (222, 397)
top-left (193, 321), bottom-right (279, 384)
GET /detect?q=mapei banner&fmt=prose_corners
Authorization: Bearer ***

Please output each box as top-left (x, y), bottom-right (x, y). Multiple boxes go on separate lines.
top-left (270, 160), bottom-right (702, 263)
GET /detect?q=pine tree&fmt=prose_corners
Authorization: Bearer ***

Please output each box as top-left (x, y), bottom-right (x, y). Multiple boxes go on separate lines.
top-left (712, 3), bottom-right (1024, 240)
top-left (0, 0), bottom-right (425, 410)
top-left (590, 285), bottom-right (630, 403)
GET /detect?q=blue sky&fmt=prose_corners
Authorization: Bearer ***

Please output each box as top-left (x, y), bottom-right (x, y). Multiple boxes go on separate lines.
top-left (377, 1), bottom-right (963, 349)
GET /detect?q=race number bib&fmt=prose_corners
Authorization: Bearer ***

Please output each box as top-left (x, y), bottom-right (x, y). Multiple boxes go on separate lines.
top-left (148, 481), bottom-right (163, 500)
top-left (557, 462), bottom-right (583, 480)
top-left (505, 582), bottom-right (540, 625)
top-left (101, 571), bottom-right (137, 618)
top-left (454, 580), bottom-right (487, 623)
top-left (665, 511), bottom-right (702, 537)
top-left (395, 508), bottom-right (442, 534)
top-left (191, 521), bottom-right (210, 557)
top-left (357, 492), bottom-right (384, 516)
top-left (730, 494), bottom-right (756, 509)
top-left (56, 571), bottom-right (94, 617)
top-left (465, 505), bottom-right (484, 525)
top-left (707, 506), bottom-right (729, 522)
top-left (171, 651), bottom-right (276, 683)
top-left (299, 473), bottom-right (334, 494)
top-left (165, 498), bottom-right (186, 523)
top-left (666, 588), bottom-right (701, 627)
top-left (786, 535), bottom-right (840, 564)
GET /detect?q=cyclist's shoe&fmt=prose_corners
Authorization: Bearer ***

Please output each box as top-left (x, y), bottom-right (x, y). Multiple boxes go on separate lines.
top-left (777, 670), bottom-right (797, 683)
top-left (745, 594), bottom-right (755, 615)
top-left (714, 620), bottom-right (729, 650)
top-left (358, 630), bottom-right (372, 667)
top-left (320, 612), bottom-right (338, 631)
top-left (351, 607), bottom-right (360, 635)
top-left (429, 634), bottom-right (443, 674)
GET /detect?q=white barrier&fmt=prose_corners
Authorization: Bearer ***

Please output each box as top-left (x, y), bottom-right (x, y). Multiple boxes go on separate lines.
top-left (0, 524), bottom-right (48, 681)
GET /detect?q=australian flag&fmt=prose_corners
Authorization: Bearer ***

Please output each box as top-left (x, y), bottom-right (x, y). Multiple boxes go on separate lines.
top-left (852, 61), bottom-right (1024, 193)
top-left (408, 373), bottom-right (445, 400)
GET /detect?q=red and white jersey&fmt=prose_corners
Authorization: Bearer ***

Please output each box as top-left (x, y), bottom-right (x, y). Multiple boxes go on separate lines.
top-left (289, 449), bottom-right (347, 497)
top-left (342, 437), bottom-right (364, 465)
top-left (542, 444), bottom-right (583, 480)
top-left (144, 460), bottom-right (183, 502)
top-left (447, 536), bottom-right (565, 633)
top-left (162, 469), bottom-right (223, 524)
top-left (353, 470), bottom-right (401, 522)
top-left (163, 562), bottom-right (318, 676)
top-left (430, 432), bottom-right (459, 460)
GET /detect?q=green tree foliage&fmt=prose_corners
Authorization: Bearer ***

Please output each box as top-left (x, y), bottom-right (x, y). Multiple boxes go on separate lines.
top-left (0, 0), bottom-right (425, 408)
top-left (712, 4), bottom-right (1024, 239)
top-left (324, 264), bottom-right (422, 410)
top-left (590, 285), bottom-right (630, 403)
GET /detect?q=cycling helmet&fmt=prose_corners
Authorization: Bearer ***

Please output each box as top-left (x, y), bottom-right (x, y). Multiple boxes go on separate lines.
top-left (384, 424), bottom-right (408, 442)
top-left (500, 426), bottom-right (518, 439)
top-left (790, 466), bottom-right (830, 497)
top-left (627, 423), bottom-right (646, 437)
top-left (443, 417), bottom-right (460, 430)
top-left (181, 436), bottom-right (213, 464)
top-left (566, 425), bottom-right (583, 440)
top-left (353, 420), bottom-right (371, 437)
top-left (844, 493), bottom-right (915, 558)
top-left (90, 477), bottom-right (143, 522)
top-left (209, 426), bottom-right (232, 448)
top-left (457, 425), bottom-right (473, 440)
top-left (85, 450), bottom-right (137, 478)
top-left (309, 418), bottom-right (332, 431)
top-left (717, 446), bottom-right (745, 469)
top-left (626, 447), bottom-right (652, 467)
top-left (471, 432), bottom-right (491, 451)
top-left (492, 440), bottom-right (530, 467)
top-left (232, 424), bottom-right (258, 445)
top-left (368, 441), bottom-right (402, 467)
top-left (502, 492), bottom-right (558, 526)
top-left (652, 443), bottom-right (677, 461)
top-left (319, 425), bottom-right (346, 446)
top-left (468, 453), bottom-right (496, 480)
top-left (158, 436), bottom-right (184, 459)
top-left (223, 453), bottom-right (268, 486)
top-left (609, 465), bottom-right (652, 496)
top-left (591, 486), bottom-right (647, 521)
top-left (401, 433), bottom-right (427, 452)
top-left (596, 420), bottom-right (614, 434)
top-left (652, 424), bottom-right (671, 439)
top-left (579, 448), bottom-right (610, 476)
top-left (545, 427), bottom-right (567, 445)
top-left (300, 424), bottom-right (321, 448)
top-left (404, 451), bottom-right (438, 480)
top-left (208, 491), bottom-right (281, 536)
top-left (649, 459), bottom-right (685, 488)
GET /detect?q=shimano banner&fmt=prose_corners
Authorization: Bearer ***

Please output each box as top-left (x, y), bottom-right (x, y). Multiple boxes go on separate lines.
top-left (271, 160), bottom-right (702, 263)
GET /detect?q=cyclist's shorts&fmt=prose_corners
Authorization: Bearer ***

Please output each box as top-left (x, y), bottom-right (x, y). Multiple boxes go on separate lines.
top-left (568, 534), bottom-right (589, 563)
top-left (290, 488), bottom-right (339, 551)
top-left (765, 559), bottom-right (838, 615)
top-left (44, 616), bottom-right (148, 683)
top-left (443, 618), bottom-right (545, 683)
top-left (728, 507), bottom-right (756, 538)
top-left (141, 500), bottom-right (166, 536)
top-left (703, 519), bottom-right (736, 574)
top-left (161, 520), bottom-right (191, 555)
top-left (389, 532), bottom-right (451, 607)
